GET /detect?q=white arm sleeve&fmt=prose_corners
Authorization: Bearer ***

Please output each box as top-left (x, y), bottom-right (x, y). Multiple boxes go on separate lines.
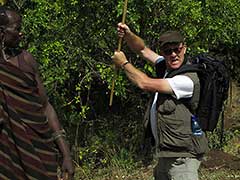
top-left (165, 75), bottom-right (194, 99)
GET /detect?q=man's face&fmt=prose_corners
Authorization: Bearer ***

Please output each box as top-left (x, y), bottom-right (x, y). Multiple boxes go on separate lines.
top-left (4, 11), bottom-right (22, 48)
top-left (161, 43), bottom-right (186, 70)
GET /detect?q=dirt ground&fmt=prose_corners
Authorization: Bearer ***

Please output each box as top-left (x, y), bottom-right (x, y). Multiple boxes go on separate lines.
top-left (202, 150), bottom-right (240, 170)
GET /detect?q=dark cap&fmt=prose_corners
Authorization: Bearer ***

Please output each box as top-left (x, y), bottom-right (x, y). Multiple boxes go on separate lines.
top-left (159, 31), bottom-right (184, 48)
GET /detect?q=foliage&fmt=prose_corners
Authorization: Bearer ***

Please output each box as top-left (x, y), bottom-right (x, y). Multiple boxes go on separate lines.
top-left (2, 0), bottom-right (240, 174)
top-left (223, 129), bottom-right (240, 158)
top-left (74, 134), bottom-right (136, 179)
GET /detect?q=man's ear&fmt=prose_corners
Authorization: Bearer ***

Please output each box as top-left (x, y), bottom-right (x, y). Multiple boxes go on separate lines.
top-left (183, 45), bottom-right (187, 54)
top-left (0, 30), bottom-right (4, 42)
top-left (159, 48), bottom-right (164, 56)
top-left (0, 10), bottom-right (9, 26)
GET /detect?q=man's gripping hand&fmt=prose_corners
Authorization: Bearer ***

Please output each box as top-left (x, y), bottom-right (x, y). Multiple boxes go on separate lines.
top-left (112, 51), bottom-right (128, 68)
top-left (117, 23), bottom-right (131, 38)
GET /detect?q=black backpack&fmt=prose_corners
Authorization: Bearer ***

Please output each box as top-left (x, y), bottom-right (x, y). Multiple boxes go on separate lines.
top-left (156, 53), bottom-right (230, 132)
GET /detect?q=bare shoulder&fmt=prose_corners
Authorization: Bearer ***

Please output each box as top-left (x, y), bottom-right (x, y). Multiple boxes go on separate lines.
top-left (21, 50), bottom-right (39, 72)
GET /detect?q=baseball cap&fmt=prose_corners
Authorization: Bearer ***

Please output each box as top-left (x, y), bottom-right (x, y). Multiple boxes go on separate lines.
top-left (159, 31), bottom-right (184, 48)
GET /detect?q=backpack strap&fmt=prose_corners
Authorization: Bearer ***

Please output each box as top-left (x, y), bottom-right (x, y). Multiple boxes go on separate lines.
top-left (220, 108), bottom-right (225, 146)
top-left (155, 59), bottom-right (166, 78)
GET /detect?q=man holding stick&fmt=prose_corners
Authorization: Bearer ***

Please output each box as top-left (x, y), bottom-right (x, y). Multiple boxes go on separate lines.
top-left (112, 23), bottom-right (209, 180)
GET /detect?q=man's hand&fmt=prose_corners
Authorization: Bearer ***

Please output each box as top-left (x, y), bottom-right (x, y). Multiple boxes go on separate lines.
top-left (112, 51), bottom-right (128, 68)
top-left (117, 23), bottom-right (131, 38)
top-left (60, 157), bottom-right (74, 180)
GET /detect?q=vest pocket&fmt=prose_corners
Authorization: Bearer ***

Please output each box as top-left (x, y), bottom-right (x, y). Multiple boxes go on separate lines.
top-left (158, 115), bottom-right (192, 151)
top-left (191, 134), bottom-right (209, 155)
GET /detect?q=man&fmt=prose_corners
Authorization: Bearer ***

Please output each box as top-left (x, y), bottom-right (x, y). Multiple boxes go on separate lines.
top-left (112, 23), bottom-right (209, 180)
top-left (0, 7), bottom-right (74, 180)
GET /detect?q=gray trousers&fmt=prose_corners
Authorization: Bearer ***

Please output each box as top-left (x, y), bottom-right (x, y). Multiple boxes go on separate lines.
top-left (154, 157), bottom-right (201, 180)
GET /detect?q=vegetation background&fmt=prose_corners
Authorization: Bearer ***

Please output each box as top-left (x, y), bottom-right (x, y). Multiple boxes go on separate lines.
top-left (2, 0), bottom-right (240, 179)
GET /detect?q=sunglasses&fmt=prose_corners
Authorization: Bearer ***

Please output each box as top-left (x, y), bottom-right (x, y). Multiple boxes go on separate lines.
top-left (162, 46), bottom-right (184, 56)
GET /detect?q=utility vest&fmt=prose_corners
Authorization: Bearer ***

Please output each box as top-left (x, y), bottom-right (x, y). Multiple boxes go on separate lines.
top-left (156, 72), bottom-right (209, 157)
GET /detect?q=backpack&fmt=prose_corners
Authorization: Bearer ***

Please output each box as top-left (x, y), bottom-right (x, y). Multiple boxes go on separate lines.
top-left (156, 53), bottom-right (230, 132)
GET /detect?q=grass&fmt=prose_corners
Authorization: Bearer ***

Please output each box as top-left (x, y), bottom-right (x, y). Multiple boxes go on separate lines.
top-left (73, 165), bottom-right (240, 180)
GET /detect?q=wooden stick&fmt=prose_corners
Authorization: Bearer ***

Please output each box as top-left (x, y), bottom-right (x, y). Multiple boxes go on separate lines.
top-left (109, 0), bottom-right (128, 106)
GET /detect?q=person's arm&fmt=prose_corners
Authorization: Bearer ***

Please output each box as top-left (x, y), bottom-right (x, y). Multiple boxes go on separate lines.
top-left (44, 102), bottom-right (74, 180)
top-left (118, 23), bottom-right (163, 64)
top-left (112, 51), bottom-right (173, 94)
top-left (24, 51), bottom-right (74, 180)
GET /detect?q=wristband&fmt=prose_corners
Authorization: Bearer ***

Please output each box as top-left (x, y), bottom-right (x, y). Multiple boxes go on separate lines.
top-left (52, 129), bottom-right (66, 141)
top-left (121, 61), bottom-right (129, 69)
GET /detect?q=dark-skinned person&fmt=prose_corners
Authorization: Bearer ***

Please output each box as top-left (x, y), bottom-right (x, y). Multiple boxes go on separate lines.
top-left (111, 23), bottom-right (209, 180)
top-left (0, 7), bottom-right (74, 180)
